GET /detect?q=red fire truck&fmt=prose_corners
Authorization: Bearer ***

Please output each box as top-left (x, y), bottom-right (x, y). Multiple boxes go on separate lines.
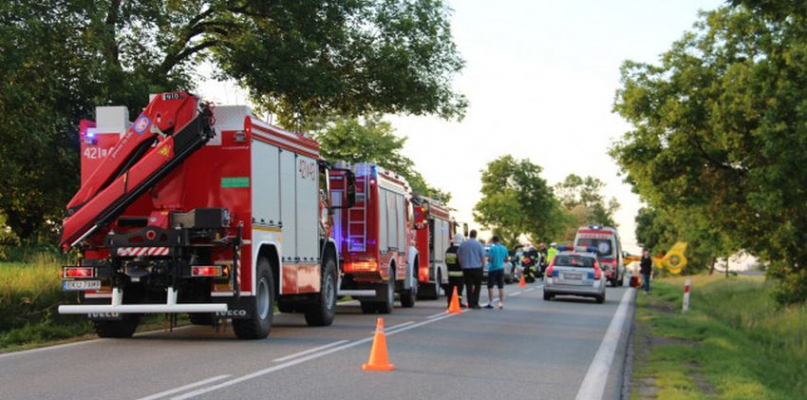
top-left (330, 163), bottom-right (418, 314)
top-left (412, 196), bottom-right (453, 299)
top-left (58, 92), bottom-right (355, 339)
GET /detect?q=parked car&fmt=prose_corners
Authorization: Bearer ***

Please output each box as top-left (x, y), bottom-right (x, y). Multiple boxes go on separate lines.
top-left (543, 250), bottom-right (606, 303)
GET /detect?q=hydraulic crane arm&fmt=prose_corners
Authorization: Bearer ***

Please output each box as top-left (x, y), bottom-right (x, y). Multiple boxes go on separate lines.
top-left (60, 92), bottom-right (215, 249)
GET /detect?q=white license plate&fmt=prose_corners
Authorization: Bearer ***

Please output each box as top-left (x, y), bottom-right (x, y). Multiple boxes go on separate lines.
top-left (563, 273), bottom-right (582, 280)
top-left (62, 280), bottom-right (101, 291)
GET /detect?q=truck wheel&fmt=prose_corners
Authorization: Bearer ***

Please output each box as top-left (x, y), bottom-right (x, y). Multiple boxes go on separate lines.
top-left (543, 291), bottom-right (552, 301)
top-left (399, 276), bottom-right (417, 308)
top-left (376, 274), bottom-right (395, 314)
top-left (304, 256), bottom-right (338, 326)
top-left (617, 273), bottom-right (624, 287)
top-left (596, 294), bottom-right (606, 304)
top-left (233, 257), bottom-right (274, 339)
top-left (93, 314), bottom-right (140, 338)
top-left (360, 301), bottom-right (377, 314)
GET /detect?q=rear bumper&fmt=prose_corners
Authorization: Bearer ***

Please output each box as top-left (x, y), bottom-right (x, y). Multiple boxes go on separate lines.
top-left (58, 287), bottom-right (228, 315)
top-left (544, 281), bottom-right (605, 297)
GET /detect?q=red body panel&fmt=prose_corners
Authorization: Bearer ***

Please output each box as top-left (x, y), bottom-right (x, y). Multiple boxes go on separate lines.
top-left (413, 200), bottom-right (451, 283)
top-left (66, 93), bottom-right (335, 302)
top-left (332, 165), bottom-right (411, 283)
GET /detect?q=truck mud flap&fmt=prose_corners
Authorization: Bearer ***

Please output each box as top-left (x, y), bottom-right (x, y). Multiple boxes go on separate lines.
top-left (214, 295), bottom-right (257, 320)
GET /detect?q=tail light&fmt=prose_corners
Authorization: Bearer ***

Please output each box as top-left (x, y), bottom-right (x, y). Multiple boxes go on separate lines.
top-left (419, 266), bottom-right (430, 282)
top-left (350, 260), bottom-right (378, 272)
top-left (62, 267), bottom-right (96, 278)
top-left (191, 266), bottom-right (224, 277)
top-left (594, 262), bottom-right (602, 281)
top-left (545, 260), bottom-right (555, 282)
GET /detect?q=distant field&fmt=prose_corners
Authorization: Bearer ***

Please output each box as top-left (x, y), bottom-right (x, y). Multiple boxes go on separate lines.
top-left (630, 275), bottom-right (807, 400)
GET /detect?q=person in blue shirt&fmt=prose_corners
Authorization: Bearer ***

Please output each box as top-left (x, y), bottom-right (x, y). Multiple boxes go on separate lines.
top-left (458, 229), bottom-right (486, 309)
top-left (486, 235), bottom-right (509, 309)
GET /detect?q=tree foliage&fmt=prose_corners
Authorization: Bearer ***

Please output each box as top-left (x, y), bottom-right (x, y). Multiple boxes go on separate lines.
top-left (554, 174), bottom-right (620, 240)
top-left (473, 155), bottom-right (561, 249)
top-left (0, 0), bottom-right (465, 241)
top-left (611, 1), bottom-right (807, 303)
top-left (314, 116), bottom-right (450, 202)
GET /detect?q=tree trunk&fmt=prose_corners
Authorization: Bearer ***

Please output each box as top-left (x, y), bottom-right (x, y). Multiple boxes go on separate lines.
top-left (709, 258), bottom-right (716, 275)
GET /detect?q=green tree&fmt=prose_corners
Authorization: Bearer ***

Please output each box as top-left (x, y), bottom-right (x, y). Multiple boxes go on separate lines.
top-left (611, 2), bottom-right (807, 302)
top-left (634, 206), bottom-right (733, 274)
top-left (0, 0), bottom-right (465, 241)
top-left (473, 155), bottom-right (561, 249)
top-left (554, 174), bottom-right (620, 241)
top-left (315, 116), bottom-right (449, 202)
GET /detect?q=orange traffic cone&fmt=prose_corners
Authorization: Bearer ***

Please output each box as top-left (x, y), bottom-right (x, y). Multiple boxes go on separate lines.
top-left (447, 286), bottom-right (462, 314)
top-left (518, 273), bottom-right (527, 288)
top-left (362, 318), bottom-right (395, 371)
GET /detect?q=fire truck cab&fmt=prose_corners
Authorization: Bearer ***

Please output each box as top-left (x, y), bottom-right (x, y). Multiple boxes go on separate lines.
top-left (58, 92), bottom-right (355, 340)
top-left (330, 163), bottom-right (418, 314)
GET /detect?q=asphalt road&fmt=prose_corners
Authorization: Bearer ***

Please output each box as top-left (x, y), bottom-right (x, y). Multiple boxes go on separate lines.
top-left (0, 282), bottom-right (635, 400)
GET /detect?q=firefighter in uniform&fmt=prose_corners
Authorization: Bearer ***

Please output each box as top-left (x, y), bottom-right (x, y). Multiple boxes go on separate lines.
top-left (445, 233), bottom-right (465, 307)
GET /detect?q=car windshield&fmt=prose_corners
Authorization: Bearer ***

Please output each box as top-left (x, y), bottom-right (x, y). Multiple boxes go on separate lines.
top-left (554, 255), bottom-right (595, 268)
top-left (576, 238), bottom-right (613, 257)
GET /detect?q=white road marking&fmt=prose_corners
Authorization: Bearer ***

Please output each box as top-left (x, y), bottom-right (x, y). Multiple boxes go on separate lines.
top-left (575, 288), bottom-right (634, 400)
top-left (427, 311), bottom-right (447, 319)
top-left (0, 325), bottom-right (197, 361)
top-left (510, 292), bottom-right (521, 297)
top-left (134, 375), bottom-right (231, 400)
top-left (171, 313), bottom-right (458, 400)
top-left (524, 288), bottom-right (535, 292)
top-left (380, 321), bottom-right (414, 334)
top-left (272, 340), bottom-right (350, 363)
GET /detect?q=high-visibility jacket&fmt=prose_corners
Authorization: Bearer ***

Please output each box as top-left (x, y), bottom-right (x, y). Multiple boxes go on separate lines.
top-left (446, 245), bottom-right (463, 279)
top-left (547, 247), bottom-right (559, 264)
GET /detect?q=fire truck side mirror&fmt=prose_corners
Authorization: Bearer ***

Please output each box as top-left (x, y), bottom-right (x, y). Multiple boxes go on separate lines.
top-left (344, 171), bottom-right (357, 208)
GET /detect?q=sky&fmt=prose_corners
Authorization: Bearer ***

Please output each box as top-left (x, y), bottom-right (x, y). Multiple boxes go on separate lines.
top-left (197, 0), bottom-right (727, 254)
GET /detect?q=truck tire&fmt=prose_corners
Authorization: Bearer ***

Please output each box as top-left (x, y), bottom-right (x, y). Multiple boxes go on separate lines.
top-left (304, 256), bottom-right (338, 326)
top-left (93, 314), bottom-right (140, 338)
top-left (233, 257), bottom-right (274, 340)
top-left (376, 273), bottom-right (395, 314)
top-left (360, 301), bottom-right (376, 314)
top-left (399, 279), bottom-right (417, 308)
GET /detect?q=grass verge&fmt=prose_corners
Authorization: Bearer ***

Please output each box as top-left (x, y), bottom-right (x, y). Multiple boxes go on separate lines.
top-left (630, 275), bottom-right (807, 399)
top-left (0, 257), bottom-right (195, 353)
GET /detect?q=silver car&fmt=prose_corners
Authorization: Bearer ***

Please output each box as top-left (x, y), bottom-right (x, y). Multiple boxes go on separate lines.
top-left (543, 251), bottom-right (606, 303)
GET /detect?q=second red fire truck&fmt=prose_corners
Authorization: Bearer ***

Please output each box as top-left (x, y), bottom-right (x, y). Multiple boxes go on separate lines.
top-left (330, 163), bottom-right (419, 314)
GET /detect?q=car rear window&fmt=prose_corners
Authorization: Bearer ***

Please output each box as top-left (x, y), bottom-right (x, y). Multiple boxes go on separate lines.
top-left (554, 255), bottom-right (595, 268)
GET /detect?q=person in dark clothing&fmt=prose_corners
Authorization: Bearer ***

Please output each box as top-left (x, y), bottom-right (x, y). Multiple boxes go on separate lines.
top-left (445, 233), bottom-right (465, 307)
top-left (522, 245), bottom-right (539, 282)
top-left (640, 249), bottom-right (653, 293)
top-left (538, 243), bottom-right (549, 275)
